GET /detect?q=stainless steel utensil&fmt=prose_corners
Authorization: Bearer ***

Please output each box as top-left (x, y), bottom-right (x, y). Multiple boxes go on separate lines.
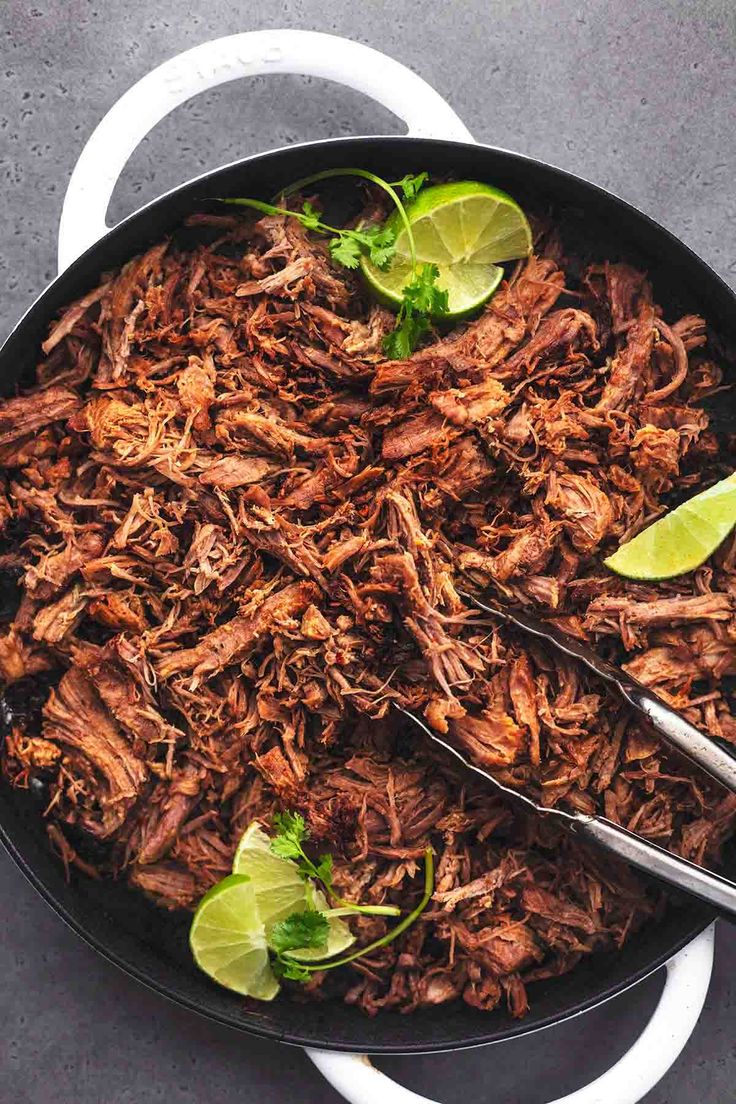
top-left (398, 586), bottom-right (736, 916)
top-left (400, 706), bottom-right (736, 918)
top-left (461, 590), bottom-right (736, 794)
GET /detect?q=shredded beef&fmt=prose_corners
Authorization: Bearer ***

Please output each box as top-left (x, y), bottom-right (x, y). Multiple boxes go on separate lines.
top-left (2, 194), bottom-right (735, 1021)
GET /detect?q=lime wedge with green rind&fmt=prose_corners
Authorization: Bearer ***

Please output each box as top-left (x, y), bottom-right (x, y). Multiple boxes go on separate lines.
top-left (604, 473), bottom-right (736, 580)
top-left (232, 822), bottom-right (355, 961)
top-left (361, 180), bottom-right (531, 319)
top-left (189, 874), bottom-right (279, 999)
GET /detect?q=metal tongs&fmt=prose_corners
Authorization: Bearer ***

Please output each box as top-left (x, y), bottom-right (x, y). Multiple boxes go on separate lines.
top-left (401, 589), bottom-right (736, 918)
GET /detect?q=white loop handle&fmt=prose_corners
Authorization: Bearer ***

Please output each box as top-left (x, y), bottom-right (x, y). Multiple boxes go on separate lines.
top-left (57, 29), bottom-right (473, 273)
top-left (308, 923), bottom-right (715, 1104)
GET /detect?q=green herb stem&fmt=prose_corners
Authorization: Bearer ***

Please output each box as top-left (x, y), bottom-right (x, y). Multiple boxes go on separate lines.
top-left (224, 197), bottom-right (284, 218)
top-left (278, 167), bottom-right (418, 273)
top-left (224, 196), bottom-right (343, 236)
top-left (325, 904), bottom-right (402, 919)
top-left (284, 847), bottom-right (434, 973)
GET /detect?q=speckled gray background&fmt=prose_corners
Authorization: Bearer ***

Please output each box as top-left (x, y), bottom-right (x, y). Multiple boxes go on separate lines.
top-left (2, 1), bottom-right (736, 1101)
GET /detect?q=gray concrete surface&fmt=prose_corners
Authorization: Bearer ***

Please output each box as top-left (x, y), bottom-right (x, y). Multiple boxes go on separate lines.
top-left (1, 1), bottom-right (736, 1100)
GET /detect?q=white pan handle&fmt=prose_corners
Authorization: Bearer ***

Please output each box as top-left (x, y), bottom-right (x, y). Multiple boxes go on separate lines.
top-left (57, 29), bottom-right (473, 273)
top-left (307, 922), bottom-right (715, 1104)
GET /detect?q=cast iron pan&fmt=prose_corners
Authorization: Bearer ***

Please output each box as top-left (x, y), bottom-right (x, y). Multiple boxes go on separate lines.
top-left (1, 134), bottom-right (734, 1054)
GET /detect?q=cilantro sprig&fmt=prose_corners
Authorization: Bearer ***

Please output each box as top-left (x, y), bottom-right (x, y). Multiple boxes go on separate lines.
top-left (224, 166), bottom-right (447, 356)
top-left (270, 811), bottom-right (399, 917)
top-left (268, 810), bottom-right (430, 984)
top-left (392, 171), bottom-right (428, 200)
top-left (272, 845), bottom-right (435, 983)
top-left (190, 811), bottom-right (434, 993)
top-left (224, 197), bottom-right (397, 271)
top-left (383, 263), bottom-right (449, 360)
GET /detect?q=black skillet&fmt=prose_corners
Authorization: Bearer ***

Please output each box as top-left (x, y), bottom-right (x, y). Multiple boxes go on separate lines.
top-left (0, 30), bottom-right (734, 1059)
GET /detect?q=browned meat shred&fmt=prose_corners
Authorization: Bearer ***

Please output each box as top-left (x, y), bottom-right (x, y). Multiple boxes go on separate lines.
top-left (1, 197), bottom-right (735, 1022)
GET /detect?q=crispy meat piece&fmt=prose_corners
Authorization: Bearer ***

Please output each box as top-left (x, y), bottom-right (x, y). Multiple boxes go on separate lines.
top-left (0, 385), bottom-right (81, 447)
top-left (156, 581), bottom-right (318, 679)
top-left (255, 745), bottom-right (299, 795)
top-left (606, 263), bottom-right (651, 334)
top-left (631, 423), bottom-right (681, 485)
top-left (522, 886), bottom-right (599, 934)
top-left (595, 307), bottom-right (655, 412)
top-left (622, 646), bottom-right (693, 686)
top-left (441, 256), bottom-right (565, 369)
top-left (436, 436), bottom-right (495, 498)
top-left (25, 532), bottom-right (105, 601)
top-left (128, 862), bottom-right (200, 909)
top-left (429, 379), bottom-right (509, 426)
top-left (586, 593), bottom-right (732, 648)
top-left (42, 667), bottom-right (147, 837)
top-left (32, 585), bottom-right (88, 644)
top-left (509, 653), bottom-right (541, 765)
top-left (41, 280), bottom-right (111, 354)
top-left (76, 640), bottom-right (183, 756)
top-left (217, 408), bottom-right (331, 459)
top-left (87, 592), bottom-right (148, 634)
top-left (199, 456), bottom-right (276, 489)
top-left (98, 242), bottom-right (169, 381)
top-left (502, 308), bottom-right (598, 377)
top-left (238, 489), bottom-right (327, 586)
top-left (491, 517), bottom-right (560, 583)
top-left (373, 552), bottom-right (484, 697)
top-left (450, 709), bottom-right (526, 767)
top-left (0, 628), bottom-right (51, 683)
top-left (545, 472), bottom-right (614, 553)
top-left (382, 411), bottom-right (448, 462)
top-left (177, 355), bottom-right (216, 431)
top-left (132, 764), bottom-right (203, 864)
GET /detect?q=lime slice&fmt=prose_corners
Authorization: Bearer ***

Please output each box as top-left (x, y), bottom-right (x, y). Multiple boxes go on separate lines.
top-left (233, 822), bottom-right (354, 961)
top-left (189, 874), bottom-right (279, 999)
top-left (361, 181), bottom-right (531, 319)
top-left (605, 473), bottom-right (736, 580)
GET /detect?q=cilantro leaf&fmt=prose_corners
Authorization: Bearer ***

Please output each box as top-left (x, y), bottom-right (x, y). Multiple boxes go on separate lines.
top-left (314, 853), bottom-right (334, 892)
top-left (300, 201), bottom-right (321, 230)
top-left (270, 810), bottom-right (309, 861)
top-left (273, 957), bottom-right (312, 982)
top-left (272, 810), bottom-right (308, 841)
top-left (329, 234), bottom-right (363, 269)
top-left (360, 225), bottom-right (397, 269)
top-left (403, 263), bottom-right (449, 316)
top-left (270, 910), bottom-right (330, 956)
top-left (382, 264), bottom-right (448, 358)
top-left (382, 310), bottom-right (431, 360)
top-left (394, 172), bottom-right (428, 201)
top-left (329, 225), bottom-right (396, 270)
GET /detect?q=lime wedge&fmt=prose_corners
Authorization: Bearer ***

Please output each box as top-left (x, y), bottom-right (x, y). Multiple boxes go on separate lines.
top-left (233, 822), bottom-right (354, 961)
top-left (232, 823), bottom-right (310, 928)
top-left (361, 181), bottom-right (531, 319)
top-left (189, 874), bottom-right (279, 999)
top-left (605, 473), bottom-right (736, 580)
